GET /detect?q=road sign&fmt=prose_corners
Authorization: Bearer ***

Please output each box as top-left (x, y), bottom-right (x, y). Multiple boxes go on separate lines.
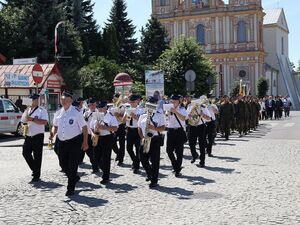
top-left (32, 64), bottom-right (44, 84)
top-left (185, 70), bottom-right (196, 82)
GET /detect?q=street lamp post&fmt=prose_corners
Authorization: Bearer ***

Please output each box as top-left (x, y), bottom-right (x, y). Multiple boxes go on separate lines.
top-left (54, 21), bottom-right (65, 60)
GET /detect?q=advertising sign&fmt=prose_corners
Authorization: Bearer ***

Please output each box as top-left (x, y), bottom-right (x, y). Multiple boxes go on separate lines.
top-left (4, 72), bottom-right (30, 87)
top-left (145, 70), bottom-right (164, 98)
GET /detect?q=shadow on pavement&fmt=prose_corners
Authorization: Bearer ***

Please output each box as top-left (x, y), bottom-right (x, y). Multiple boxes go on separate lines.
top-left (181, 175), bottom-right (215, 185)
top-left (153, 186), bottom-right (194, 197)
top-left (78, 181), bottom-right (101, 190)
top-left (213, 156), bottom-right (241, 162)
top-left (160, 165), bottom-right (173, 171)
top-left (65, 196), bottom-right (108, 208)
top-left (105, 182), bottom-right (138, 193)
top-left (203, 165), bottom-right (235, 174)
top-left (215, 142), bottom-right (236, 146)
top-left (32, 180), bottom-right (63, 190)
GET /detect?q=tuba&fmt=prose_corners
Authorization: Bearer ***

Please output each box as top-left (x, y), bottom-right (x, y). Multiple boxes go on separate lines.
top-left (21, 98), bottom-right (33, 137)
top-left (188, 96), bottom-right (208, 126)
top-left (143, 103), bottom-right (157, 154)
top-left (91, 112), bottom-right (105, 147)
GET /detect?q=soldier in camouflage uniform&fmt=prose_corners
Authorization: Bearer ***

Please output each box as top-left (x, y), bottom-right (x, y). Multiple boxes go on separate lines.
top-left (235, 95), bottom-right (246, 137)
top-left (219, 96), bottom-right (235, 140)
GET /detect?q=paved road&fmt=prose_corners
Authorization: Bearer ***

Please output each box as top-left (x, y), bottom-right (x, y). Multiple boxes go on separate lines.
top-left (0, 112), bottom-right (299, 225)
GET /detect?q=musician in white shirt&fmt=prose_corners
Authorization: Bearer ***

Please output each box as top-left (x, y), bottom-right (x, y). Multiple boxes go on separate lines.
top-left (91, 100), bottom-right (118, 184)
top-left (138, 96), bottom-right (165, 188)
top-left (186, 101), bottom-right (211, 167)
top-left (21, 93), bottom-right (48, 182)
top-left (166, 94), bottom-right (188, 177)
top-left (50, 91), bottom-right (88, 196)
top-left (82, 97), bottom-right (99, 173)
top-left (123, 94), bottom-right (145, 174)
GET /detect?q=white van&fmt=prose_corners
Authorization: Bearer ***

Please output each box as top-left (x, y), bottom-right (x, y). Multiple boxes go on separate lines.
top-left (0, 98), bottom-right (23, 136)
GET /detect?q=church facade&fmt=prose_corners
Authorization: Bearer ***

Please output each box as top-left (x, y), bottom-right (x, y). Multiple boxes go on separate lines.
top-left (152, 0), bottom-right (266, 96)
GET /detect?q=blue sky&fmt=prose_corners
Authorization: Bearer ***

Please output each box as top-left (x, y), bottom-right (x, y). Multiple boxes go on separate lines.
top-left (93, 0), bottom-right (299, 66)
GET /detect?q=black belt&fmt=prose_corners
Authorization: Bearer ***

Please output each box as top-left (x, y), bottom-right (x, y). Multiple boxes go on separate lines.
top-left (168, 127), bottom-right (183, 131)
top-left (127, 127), bottom-right (138, 130)
top-left (59, 134), bottom-right (81, 143)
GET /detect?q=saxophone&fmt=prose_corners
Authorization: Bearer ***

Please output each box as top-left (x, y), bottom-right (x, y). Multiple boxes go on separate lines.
top-left (92, 112), bottom-right (105, 147)
top-left (143, 103), bottom-right (157, 153)
top-left (21, 98), bottom-right (33, 137)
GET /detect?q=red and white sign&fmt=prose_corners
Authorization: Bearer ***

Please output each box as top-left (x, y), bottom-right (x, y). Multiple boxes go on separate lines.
top-left (47, 80), bottom-right (61, 88)
top-left (32, 64), bottom-right (44, 84)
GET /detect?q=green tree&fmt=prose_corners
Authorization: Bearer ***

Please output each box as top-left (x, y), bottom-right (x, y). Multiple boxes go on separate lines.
top-left (102, 24), bottom-right (119, 61)
top-left (257, 77), bottom-right (269, 98)
top-left (79, 57), bottom-right (120, 99)
top-left (139, 17), bottom-right (169, 64)
top-left (106, 0), bottom-right (137, 63)
top-left (156, 37), bottom-right (216, 96)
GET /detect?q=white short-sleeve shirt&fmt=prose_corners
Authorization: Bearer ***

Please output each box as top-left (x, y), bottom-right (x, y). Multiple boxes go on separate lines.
top-left (21, 106), bottom-right (48, 137)
top-left (53, 106), bottom-right (87, 141)
top-left (187, 105), bottom-right (211, 125)
top-left (207, 104), bottom-right (218, 121)
top-left (138, 110), bottom-right (165, 137)
top-left (91, 112), bottom-right (118, 136)
top-left (126, 107), bottom-right (145, 128)
top-left (167, 106), bottom-right (188, 129)
top-left (83, 109), bottom-right (98, 134)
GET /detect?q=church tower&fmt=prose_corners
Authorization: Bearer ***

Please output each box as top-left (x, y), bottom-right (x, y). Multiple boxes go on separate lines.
top-left (152, 0), bottom-right (265, 96)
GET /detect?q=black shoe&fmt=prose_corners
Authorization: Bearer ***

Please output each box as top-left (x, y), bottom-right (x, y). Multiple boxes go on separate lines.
top-left (175, 172), bottom-right (182, 177)
top-left (31, 177), bottom-right (40, 182)
top-left (75, 175), bottom-right (80, 183)
top-left (146, 177), bottom-right (152, 182)
top-left (191, 158), bottom-right (196, 164)
top-left (199, 163), bottom-right (205, 168)
top-left (133, 169), bottom-right (140, 174)
top-left (149, 182), bottom-right (158, 188)
top-left (100, 179), bottom-right (109, 185)
top-left (91, 170), bottom-right (99, 174)
top-left (65, 190), bottom-right (75, 196)
top-left (117, 161), bottom-right (124, 166)
top-left (208, 154), bottom-right (213, 157)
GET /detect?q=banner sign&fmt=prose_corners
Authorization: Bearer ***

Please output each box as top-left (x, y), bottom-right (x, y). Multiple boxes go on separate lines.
top-left (4, 72), bottom-right (30, 87)
top-left (145, 70), bottom-right (164, 98)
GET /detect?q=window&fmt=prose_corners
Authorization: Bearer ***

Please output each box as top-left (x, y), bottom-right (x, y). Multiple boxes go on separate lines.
top-left (237, 20), bottom-right (247, 43)
top-left (160, 0), bottom-right (167, 6)
top-left (239, 70), bottom-right (247, 78)
top-left (196, 24), bottom-right (205, 45)
top-left (3, 100), bottom-right (17, 113)
top-left (281, 37), bottom-right (284, 55)
top-left (0, 100), bottom-right (4, 113)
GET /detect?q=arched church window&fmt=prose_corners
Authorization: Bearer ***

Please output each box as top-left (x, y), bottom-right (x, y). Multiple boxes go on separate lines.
top-left (237, 20), bottom-right (247, 43)
top-left (196, 24), bottom-right (205, 45)
top-left (160, 0), bottom-right (167, 6)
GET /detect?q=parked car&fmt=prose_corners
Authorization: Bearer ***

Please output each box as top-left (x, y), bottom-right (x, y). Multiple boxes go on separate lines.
top-left (0, 98), bottom-right (23, 136)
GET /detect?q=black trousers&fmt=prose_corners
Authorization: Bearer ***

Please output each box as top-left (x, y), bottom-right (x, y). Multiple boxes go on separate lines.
top-left (206, 121), bottom-right (215, 155)
top-left (167, 128), bottom-right (185, 173)
top-left (140, 136), bottom-right (161, 184)
top-left (95, 134), bottom-right (113, 181)
top-left (189, 124), bottom-right (206, 165)
top-left (221, 120), bottom-right (232, 139)
top-left (87, 134), bottom-right (99, 171)
top-left (126, 128), bottom-right (140, 170)
top-left (59, 135), bottom-right (82, 191)
top-left (112, 124), bottom-right (126, 162)
top-left (267, 109), bottom-right (273, 119)
top-left (22, 133), bottom-right (44, 178)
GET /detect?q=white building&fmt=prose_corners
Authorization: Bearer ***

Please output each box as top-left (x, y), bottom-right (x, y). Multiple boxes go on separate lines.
top-left (263, 8), bottom-right (300, 109)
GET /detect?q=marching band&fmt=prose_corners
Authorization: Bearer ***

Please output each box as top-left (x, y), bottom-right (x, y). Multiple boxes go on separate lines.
top-left (21, 90), bottom-right (266, 196)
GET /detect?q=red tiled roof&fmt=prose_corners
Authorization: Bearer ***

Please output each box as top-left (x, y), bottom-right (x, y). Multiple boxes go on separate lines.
top-left (0, 63), bottom-right (62, 88)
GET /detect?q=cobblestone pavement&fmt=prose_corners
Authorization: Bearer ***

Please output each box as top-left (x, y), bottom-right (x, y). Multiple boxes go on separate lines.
top-left (0, 112), bottom-right (300, 225)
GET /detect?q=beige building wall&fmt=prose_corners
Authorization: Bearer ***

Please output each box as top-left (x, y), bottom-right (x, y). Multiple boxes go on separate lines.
top-left (152, 0), bottom-right (265, 96)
